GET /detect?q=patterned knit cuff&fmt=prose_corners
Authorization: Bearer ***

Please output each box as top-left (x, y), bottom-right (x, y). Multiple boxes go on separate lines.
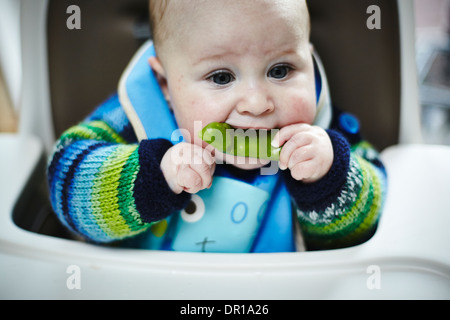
top-left (283, 129), bottom-right (350, 211)
top-left (134, 139), bottom-right (191, 223)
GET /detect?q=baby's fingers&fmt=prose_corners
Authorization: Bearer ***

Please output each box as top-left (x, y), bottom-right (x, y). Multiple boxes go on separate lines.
top-left (190, 160), bottom-right (215, 190)
top-left (177, 166), bottom-right (203, 194)
top-left (289, 159), bottom-right (320, 181)
top-left (278, 133), bottom-right (312, 170)
top-left (272, 123), bottom-right (312, 148)
top-left (179, 149), bottom-right (215, 193)
top-left (287, 145), bottom-right (314, 170)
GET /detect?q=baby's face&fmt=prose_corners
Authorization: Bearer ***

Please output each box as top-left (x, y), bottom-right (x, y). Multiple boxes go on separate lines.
top-left (152, 0), bottom-right (316, 169)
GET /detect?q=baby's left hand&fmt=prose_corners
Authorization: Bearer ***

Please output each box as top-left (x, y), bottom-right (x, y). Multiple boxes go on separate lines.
top-left (273, 124), bottom-right (333, 183)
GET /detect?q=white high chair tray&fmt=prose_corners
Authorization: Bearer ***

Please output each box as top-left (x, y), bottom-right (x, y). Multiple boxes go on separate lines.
top-left (0, 133), bottom-right (449, 299)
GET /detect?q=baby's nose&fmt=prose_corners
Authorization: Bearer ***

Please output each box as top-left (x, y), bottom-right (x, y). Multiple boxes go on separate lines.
top-left (236, 85), bottom-right (275, 116)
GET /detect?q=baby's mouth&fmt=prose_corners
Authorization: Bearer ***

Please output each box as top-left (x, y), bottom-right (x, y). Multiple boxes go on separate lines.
top-left (230, 124), bottom-right (273, 130)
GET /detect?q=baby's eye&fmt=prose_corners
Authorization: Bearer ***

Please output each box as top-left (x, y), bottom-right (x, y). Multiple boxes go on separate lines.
top-left (268, 65), bottom-right (292, 79)
top-left (207, 71), bottom-right (235, 86)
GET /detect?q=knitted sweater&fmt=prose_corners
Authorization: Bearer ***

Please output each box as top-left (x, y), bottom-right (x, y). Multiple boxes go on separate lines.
top-left (47, 94), bottom-right (387, 250)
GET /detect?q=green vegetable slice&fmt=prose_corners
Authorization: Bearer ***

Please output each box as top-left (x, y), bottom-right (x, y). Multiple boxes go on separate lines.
top-left (199, 122), bottom-right (281, 161)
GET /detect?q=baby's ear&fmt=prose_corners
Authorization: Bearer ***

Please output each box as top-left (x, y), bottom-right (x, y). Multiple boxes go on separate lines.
top-left (148, 56), bottom-right (170, 103)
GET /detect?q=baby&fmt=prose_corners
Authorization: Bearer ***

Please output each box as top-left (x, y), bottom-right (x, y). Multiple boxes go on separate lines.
top-left (47, 0), bottom-right (386, 250)
top-left (150, 0), bottom-right (332, 193)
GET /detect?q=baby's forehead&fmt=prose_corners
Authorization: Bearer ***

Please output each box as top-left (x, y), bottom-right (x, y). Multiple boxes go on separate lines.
top-left (160, 0), bottom-right (309, 32)
top-left (175, 0), bottom-right (307, 17)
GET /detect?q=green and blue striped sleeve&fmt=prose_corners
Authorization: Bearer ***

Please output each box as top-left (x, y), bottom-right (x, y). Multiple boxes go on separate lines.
top-left (47, 95), bottom-right (190, 243)
top-left (285, 129), bottom-right (387, 250)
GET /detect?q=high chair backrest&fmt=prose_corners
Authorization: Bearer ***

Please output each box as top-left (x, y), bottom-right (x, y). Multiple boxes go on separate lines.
top-left (16, 0), bottom-right (420, 151)
top-left (309, 0), bottom-right (401, 150)
top-left (47, 0), bottom-right (150, 140)
top-left (308, 0), bottom-right (422, 149)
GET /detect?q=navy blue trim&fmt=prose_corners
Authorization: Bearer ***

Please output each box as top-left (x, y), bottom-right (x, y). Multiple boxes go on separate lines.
top-left (135, 139), bottom-right (191, 223)
top-left (283, 130), bottom-right (351, 212)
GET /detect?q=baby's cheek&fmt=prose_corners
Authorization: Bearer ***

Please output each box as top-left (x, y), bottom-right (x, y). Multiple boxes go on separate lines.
top-left (286, 96), bottom-right (316, 125)
top-left (181, 118), bottom-right (209, 147)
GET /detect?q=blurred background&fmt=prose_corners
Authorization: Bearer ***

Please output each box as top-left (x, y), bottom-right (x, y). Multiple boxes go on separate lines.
top-left (0, 0), bottom-right (449, 146)
top-left (415, 0), bottom-right (450, 145)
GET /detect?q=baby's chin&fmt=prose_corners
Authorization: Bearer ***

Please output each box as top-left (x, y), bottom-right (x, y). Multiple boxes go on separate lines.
top-left (214, 150), bottom-right (271, 170)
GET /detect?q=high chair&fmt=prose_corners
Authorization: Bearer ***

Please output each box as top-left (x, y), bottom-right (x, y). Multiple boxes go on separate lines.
top-left (0, 0), bottom-right (449, 299)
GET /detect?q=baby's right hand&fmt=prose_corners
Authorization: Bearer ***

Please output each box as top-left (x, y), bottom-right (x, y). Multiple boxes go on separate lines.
top-left (160, 142), bottom-right (216, 194)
